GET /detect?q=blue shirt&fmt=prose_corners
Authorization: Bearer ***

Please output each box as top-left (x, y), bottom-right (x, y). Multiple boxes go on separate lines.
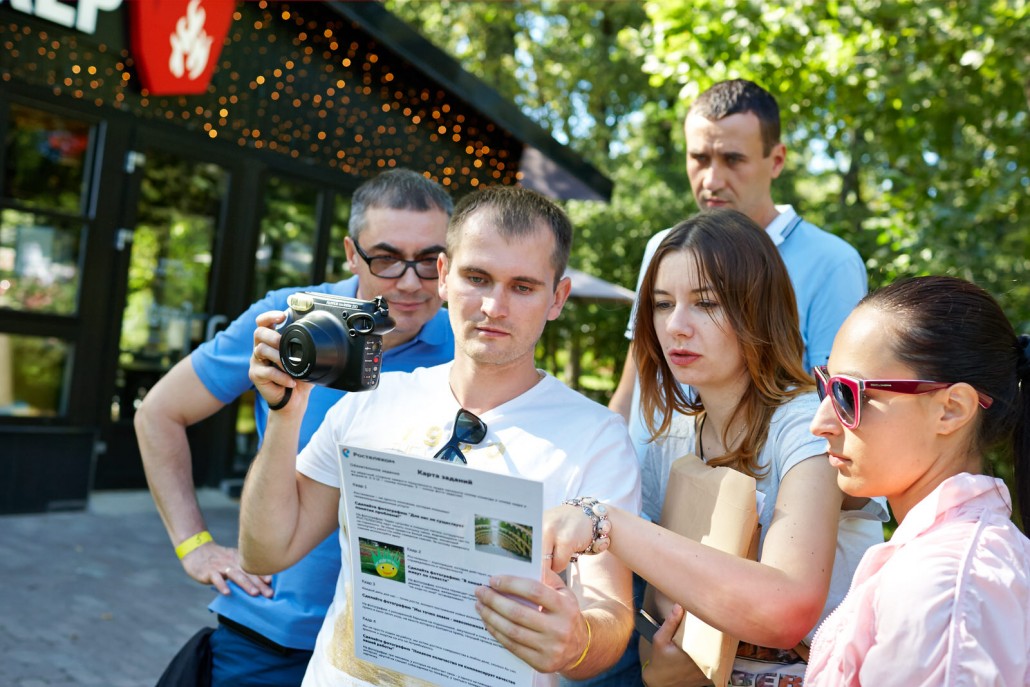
top-left (191, 276), bottom-right (454, 649)
top-left (769, 206), bottom-right (867, 370)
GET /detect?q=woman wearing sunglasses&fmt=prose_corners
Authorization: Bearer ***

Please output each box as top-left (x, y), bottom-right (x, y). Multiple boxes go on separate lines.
top-left (545, 209), bottom-right (886, 685)
top-left (802, 275), bottom-right (1030, 685)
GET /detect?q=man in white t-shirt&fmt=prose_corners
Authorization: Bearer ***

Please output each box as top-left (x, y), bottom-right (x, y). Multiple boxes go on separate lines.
top-left (239, 186), bottom-right (641, 686)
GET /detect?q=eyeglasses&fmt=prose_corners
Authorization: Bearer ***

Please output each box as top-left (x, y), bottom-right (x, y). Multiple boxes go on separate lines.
top-left (352, 238), bottom-right (440, 280)
top-left (433, 409), bottom-right (488, 464)
top-left (813, 365), bottom-right (993, 429)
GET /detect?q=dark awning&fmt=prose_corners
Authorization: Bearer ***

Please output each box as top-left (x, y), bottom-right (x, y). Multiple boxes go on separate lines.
top-left (327, 2), bottom-right (613, 202)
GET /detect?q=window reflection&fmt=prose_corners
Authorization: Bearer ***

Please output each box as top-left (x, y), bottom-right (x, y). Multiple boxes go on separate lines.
top-left (253, 176), bottom-right (318, 298)
top-left (3, 103), bottom-right (91, 215)
top-left (0, 210), bottom-right (82, 315)
top-left (325, 195), bottom-right (353, 284)
top-left (113, 150), bottom-right (224, 422)
top-left (0, 333), bottom-right (70, 417)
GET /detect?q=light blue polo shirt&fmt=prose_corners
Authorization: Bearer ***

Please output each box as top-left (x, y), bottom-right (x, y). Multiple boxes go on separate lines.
top-left (192, 276), bottom-right (455, 649)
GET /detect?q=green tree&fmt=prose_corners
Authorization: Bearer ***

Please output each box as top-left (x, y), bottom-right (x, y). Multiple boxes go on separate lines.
top-left (645, 0), bottom-right (1030, 331)
top-left (386, 0), bottom-right (1030, 403)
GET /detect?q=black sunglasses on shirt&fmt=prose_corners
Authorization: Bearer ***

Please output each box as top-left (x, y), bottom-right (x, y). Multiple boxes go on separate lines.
top-left (433, 409), bottom-right (488, 464)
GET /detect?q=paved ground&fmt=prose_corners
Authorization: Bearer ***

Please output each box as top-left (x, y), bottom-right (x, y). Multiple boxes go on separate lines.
top-left (0, 489), bottom-right (242, 687)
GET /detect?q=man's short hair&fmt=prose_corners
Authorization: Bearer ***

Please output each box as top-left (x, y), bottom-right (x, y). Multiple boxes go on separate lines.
top-left (349, 169), bottom-right (454, 238)
top-left (447, 186), bottom-right (572, 289)
top-left (689, 79), bottom-right (781, 156)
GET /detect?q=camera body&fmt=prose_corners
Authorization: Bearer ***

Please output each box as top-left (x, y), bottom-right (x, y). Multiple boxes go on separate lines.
top-left (277, 292), bottom-right (395, 392)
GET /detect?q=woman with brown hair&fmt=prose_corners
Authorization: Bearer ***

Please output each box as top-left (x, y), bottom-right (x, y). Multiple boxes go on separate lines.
top-left (547, 209), bottom-right (885, 685)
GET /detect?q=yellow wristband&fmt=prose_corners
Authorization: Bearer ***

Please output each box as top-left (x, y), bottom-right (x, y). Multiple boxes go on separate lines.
top-left (566, 617), bottom-right (592, 671)
top-left (175, 530), bottom-right (213, 559)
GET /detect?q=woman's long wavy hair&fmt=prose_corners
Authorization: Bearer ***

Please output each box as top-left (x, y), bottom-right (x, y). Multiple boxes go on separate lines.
top-left (634, 209), bottom-right (813, 477)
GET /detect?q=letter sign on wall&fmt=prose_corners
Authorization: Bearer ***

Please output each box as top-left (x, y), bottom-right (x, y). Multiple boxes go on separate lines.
top-left (129, 0), bottom-right (235, 95)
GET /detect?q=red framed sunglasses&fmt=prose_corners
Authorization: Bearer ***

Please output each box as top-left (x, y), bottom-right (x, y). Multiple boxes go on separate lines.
top-left (813, 365), bottom-right (993, 429)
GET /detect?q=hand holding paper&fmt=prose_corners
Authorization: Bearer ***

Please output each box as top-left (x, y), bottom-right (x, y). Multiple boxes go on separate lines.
top-left (640, 453), bottom-right (759, 687)
top-left (474, 570), bottom-right (587, 674)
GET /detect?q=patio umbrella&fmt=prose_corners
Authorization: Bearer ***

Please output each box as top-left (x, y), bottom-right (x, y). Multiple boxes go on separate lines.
top-left (563, 267), bottom-right (635, 304)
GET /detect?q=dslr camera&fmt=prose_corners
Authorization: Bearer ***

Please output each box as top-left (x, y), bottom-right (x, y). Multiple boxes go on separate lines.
top-left (277, 292), bottom-right (395, 392)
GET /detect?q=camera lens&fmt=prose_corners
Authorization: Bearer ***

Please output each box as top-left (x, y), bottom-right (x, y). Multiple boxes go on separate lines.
top-left (278, 311), bottom-right (350, 383)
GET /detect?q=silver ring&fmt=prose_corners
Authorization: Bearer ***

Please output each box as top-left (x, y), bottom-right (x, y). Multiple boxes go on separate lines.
top-left (543, 553), bottom-right (554, 560)
top-left (223, 566), bottom-right (232, 576)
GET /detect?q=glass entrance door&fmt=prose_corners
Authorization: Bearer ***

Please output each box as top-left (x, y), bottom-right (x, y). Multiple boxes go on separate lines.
top-left (95, 143), bottom-right (229, 489)
top-left (111, 149), bottom-right (227, 423)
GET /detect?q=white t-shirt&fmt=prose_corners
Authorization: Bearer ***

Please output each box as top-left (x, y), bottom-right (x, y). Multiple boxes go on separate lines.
top-left (641, 392), bottom-right (887, 644)
top-left (298, 361), bottom-right (642, 687)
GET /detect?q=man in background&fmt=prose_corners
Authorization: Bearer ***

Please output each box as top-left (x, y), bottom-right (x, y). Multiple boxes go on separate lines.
top-left (609, 78), bottom-right (867, 461)
top-left (589, 79), bottom-right (867, 687)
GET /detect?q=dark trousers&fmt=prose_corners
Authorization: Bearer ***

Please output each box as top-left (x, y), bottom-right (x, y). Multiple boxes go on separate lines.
top-left (209, 621), bottom-right (313, 687)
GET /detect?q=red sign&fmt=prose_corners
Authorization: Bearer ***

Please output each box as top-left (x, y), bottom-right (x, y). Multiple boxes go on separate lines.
top-left (129, 0), bottom-right (236, 96)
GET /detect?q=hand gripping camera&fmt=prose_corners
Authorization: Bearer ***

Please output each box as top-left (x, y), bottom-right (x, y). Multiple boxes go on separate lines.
top-left (277, 292), bottom-right (395, 392)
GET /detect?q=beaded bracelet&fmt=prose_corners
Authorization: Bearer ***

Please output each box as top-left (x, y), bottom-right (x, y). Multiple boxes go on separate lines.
top-left (562, 497), bottom-right (611, 561)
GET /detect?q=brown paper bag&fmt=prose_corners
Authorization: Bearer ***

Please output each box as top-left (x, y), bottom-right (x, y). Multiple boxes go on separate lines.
top-left (642, 453), bottom-right (759, 687)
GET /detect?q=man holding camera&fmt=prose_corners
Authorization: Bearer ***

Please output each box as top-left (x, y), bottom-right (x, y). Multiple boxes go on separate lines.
top-left (136, 169), bottom-right (455, 686)
top-left (240, 185), bottom-right (640, 686)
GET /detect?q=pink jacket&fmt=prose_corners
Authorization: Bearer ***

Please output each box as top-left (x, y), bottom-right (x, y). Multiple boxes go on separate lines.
top-left (805, 473), bottom-right (1030, 686)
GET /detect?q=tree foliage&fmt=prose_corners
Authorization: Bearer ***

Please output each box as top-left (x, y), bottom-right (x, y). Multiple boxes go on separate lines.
top-left (645, 0), bottom-right (1029, 329)
top-left (385, 0), bottom-right (1030, 403)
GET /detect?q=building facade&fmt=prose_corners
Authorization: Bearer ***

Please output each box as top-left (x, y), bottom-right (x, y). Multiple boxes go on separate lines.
top-left (0, 0), bottom-right (610, 513)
